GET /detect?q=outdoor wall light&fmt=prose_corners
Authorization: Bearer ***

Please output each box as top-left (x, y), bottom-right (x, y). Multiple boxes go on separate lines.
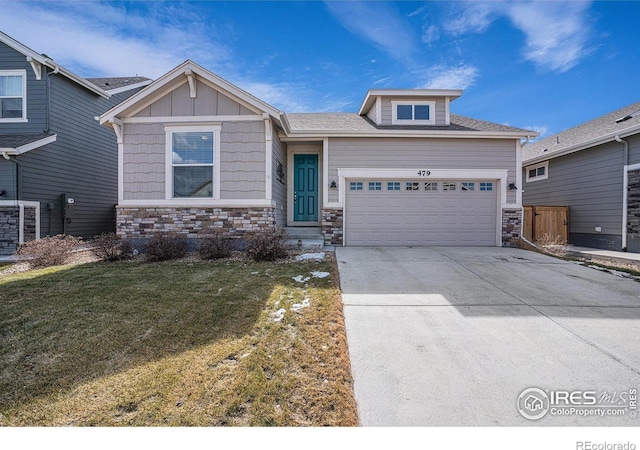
top-left (330, 181), bottom-right (337, 189)
top-left (0, 189), bottom-right (6, 197)
top-left (508, 183), bottom-right (518, 190)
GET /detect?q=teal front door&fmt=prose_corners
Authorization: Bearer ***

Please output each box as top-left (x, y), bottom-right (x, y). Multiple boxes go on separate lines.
top-left (293, 154), bottom-right (318, 222)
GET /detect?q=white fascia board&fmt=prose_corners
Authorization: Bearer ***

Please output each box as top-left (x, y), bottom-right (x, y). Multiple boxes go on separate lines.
top-left (359, 89), bottom-right (463, 115)
top-left (101, 60), bottom-right (283, 125)
top-left (524, 125), bottom-right (640, 165)
top-left (0, 31), bottom-right (109, 99)
top-left (287, 130), bottom-right (534, 140)
top-left (0, 134), bottom-right (57, 156)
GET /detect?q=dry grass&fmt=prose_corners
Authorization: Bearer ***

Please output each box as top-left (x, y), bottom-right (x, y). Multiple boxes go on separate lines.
top-left (0, 258), bottom-right (358, 426)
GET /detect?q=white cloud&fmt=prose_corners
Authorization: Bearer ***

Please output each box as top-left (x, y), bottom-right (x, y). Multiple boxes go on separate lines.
top-left (421, 25), bottom-right (441, 45)
top-left (419, 64), bottom-right (479, 90)
top-left (442, 1), bottom-right (593, 73)
top-left (504, 1), bottom-right (593, 72)
top-left (324, 1), bottom-right (417, 61)
top-left (523, 124), bottom-right (551, 139)
top-left (443, 2), bottom-right (497, 36)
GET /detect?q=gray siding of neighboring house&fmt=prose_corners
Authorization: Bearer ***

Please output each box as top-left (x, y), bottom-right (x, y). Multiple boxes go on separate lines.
top-left (523, 141), bottom-right (625, 250)
top-left (0, 161), bottom-right (17, 198)
top-left (380, 97), bottom-right (448, 126)
top-left (0, 41), bottom-right (47, 133)
top-left (122, 121), bottom-right (266, 201)
top-left (0, 42), bottom-right (143, 239)
top-left (271, 127), bottom-right (287, 225)
top-left (627, 134), bottom-right (640, 165)
top-left (327, 137), bottom-right (517, 203)
top-left (133, 80), bottom-right (255, 117)
top-left (17, 75), bottom-right (142, 237)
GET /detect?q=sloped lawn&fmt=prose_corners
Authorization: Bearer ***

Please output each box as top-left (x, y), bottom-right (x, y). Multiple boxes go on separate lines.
top-left (0, 259), bottom-right (357, 426)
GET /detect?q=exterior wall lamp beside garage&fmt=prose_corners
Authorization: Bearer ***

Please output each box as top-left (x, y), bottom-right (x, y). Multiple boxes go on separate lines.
top-left (509, 183), bottom-right (518, 190)
top-left (330, 181), bottom-right (338, 189)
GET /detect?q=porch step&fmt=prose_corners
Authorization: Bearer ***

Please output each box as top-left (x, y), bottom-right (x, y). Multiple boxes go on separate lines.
top-left (283, 226), bottom-right (323, 240)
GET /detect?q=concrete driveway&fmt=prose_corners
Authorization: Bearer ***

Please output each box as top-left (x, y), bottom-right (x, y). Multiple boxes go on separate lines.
top-left (336, 246), bottom-right (640, 426)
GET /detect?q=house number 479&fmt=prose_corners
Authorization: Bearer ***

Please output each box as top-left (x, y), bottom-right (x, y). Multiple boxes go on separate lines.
top-left (417, 170), bottom-right (431, 176)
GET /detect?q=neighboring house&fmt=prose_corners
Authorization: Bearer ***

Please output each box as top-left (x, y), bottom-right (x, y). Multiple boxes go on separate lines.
top-left (0, 31), bottom-right (151, 255)
top-left (522, 101), bottom-right (640, 252)
top-left (100, 60), bottom-right (536, 247)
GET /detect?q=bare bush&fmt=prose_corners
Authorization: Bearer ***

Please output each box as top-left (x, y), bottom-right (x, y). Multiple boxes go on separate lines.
top-left (91, 233), bottom-right (134, 262)
top-left (245, 228), bottom-right (289, 261)
top-left (144, 233), bottom-right (189, 262)
top-left (198, 230), bottom-right (233, 260)
top-left (16, 234), bottom-right (82, 268)
top-left (534, 233), bottom-right (572, 257)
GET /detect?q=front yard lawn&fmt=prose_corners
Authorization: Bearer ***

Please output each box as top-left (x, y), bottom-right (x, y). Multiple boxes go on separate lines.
top-left (0, 258), bottom-right (357, 426)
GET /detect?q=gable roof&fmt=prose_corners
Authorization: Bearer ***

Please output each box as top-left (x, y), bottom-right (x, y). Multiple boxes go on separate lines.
top-left (523, 100), bottom-right (640, 164)
top-left (100, 60), bottom-right (285, 127)
top-left (0, 31), bottom-right (110, 99)
top-left (286, 112), bottom-right (535, 139)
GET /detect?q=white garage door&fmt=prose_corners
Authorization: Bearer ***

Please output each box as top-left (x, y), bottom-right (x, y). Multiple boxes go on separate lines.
top-left (345, 179), bottom-right (498, 246)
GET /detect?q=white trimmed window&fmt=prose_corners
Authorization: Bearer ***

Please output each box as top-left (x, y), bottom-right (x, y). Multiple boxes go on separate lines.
top-left (391, 101), bottom-right (435, 125)
top-left (165, 125), bottom-right (220, 199)
top-left (526, 161), bottom-right (548, 182)
top-left (0, 70), bottom-right (26, 122)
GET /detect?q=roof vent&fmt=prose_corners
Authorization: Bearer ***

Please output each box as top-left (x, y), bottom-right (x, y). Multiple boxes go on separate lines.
top-left (616, 109), bottom-right (640, 123)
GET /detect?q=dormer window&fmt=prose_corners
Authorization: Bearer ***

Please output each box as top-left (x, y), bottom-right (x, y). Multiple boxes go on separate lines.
top-left (391, 101), bottom-right (435, 125)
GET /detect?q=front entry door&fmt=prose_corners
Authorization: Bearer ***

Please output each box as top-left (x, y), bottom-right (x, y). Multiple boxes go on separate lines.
top-left (293, 154), bottom-right (318, 222)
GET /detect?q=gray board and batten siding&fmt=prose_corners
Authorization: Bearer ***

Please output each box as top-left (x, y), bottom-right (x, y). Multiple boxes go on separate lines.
top-left (0, 40), bottom-right (145, 240)
top-left (523, 135), bottom-right (640, 251)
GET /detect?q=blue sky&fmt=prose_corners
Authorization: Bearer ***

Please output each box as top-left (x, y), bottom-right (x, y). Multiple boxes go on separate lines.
top-left (2, 1), bottom-right (640, 137)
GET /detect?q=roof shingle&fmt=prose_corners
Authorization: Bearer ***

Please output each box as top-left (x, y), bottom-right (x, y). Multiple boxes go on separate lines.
top-left (523, 100), bottom-right (640, 162)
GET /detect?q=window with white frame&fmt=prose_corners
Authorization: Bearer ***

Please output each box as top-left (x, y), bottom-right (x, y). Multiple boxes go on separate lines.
top-left (167, 127), bottom-right (218, 198)
top-left (391, 101), bottom-right (436, 125)
top-left (387, 181), bottom-right (401, 191)
top-left (526, 161), bottom-right (548, 182)
top-left (368, 181), bottom-right (382, 191)
top-left (479, 182), bottom-right (494, 191)
top-left (0, 70), bottom-right (26, 121)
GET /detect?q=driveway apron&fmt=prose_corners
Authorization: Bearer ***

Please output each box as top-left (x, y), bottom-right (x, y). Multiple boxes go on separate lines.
top-left (336, 246), bottom-right (640, 426)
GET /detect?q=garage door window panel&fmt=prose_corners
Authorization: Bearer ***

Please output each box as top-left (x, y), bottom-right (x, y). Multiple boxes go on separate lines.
top-left (443, 182), bottom-right (457, 191)
top-left (387, 182), bottom-right (401, 191)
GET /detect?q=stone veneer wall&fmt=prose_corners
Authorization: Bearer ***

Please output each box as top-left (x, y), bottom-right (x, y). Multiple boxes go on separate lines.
top-left (628, 170), bottom-right (640, 236)
top-left (116, 207), bottom-right (276, 238)
top-left (321, 208), bottom-right (343, 245)
top-left (0, 207), bottom-right (20, 255)
top-left (502, 208), bottom-right (522, 247)
top-left (0, 205), bottom-right (37, 255)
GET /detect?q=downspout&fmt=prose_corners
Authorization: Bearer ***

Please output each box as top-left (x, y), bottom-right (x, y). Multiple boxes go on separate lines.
top-left (44, 66), bottom-right (60, 133)
top-left (519, 136), bottom-right (531, 245)
top-left (2, 151), bottom-right (22, 200)
top-left (615, 135), bottom-right (629, 251)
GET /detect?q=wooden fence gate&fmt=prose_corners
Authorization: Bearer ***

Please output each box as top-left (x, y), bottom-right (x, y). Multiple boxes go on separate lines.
top-left (523, 206), bottom-right (569, 243)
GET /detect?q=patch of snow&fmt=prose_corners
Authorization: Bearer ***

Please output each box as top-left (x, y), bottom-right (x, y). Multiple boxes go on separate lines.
top-left (251, 271), bottom-right (259, 275)
top-left (292, 275), bottom-right (311, 283)
top-left (311, 271), bottom-right (330, 279)
top-left (291, 298), bottom-right (310, 312)
top-left (271, 308), bottom-right (286, 322)
top-left (295, 252), bottom-right (325, 262)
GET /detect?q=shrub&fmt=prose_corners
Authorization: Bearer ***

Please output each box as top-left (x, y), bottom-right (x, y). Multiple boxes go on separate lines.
top-left (91, 232), bottom-right (134, 262)
top-left (198, 230), bottom-right (233, 260)
top-left (245, 228), bottom-right (289, 261)
top-left (145, 232), bottom-right (189, 262)
top-left (16, 234), bottom-right (82, 269)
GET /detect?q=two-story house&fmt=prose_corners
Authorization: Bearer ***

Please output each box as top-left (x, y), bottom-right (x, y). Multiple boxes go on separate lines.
top-left (100, 60), bottom-right (536, 247)
top-left (0, 31), bottom-right (151, 255)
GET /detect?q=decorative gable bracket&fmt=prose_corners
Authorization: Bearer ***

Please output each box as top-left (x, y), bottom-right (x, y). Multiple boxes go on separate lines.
top-left (185, 69), bottom-right (196, 98)
top-left (26, 56), bottom-right (42, 80)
